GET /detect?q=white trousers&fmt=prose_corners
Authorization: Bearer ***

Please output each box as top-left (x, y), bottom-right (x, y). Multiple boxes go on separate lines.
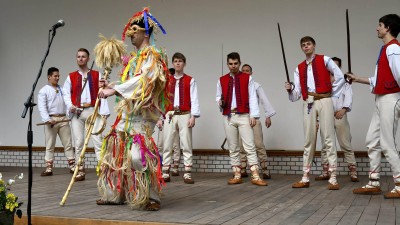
top-left (44, 116), bottom-right (74, 162)
top-left (366, 93), bottom-right (400, 183)
top-left (321, 113), bottom-right (356, 166)
top-left (239, 119), bottom-right (267, 165)
top-left (162, 112), bottom-right (192, 168)
top-left (223, 113), bottom-right (258, 167)
top-left (71, 107), bottom-right (103, 162)
top-left (157, 128), bottom-right (181, 165)
top-left (303, 97), bottom-right (337, 175)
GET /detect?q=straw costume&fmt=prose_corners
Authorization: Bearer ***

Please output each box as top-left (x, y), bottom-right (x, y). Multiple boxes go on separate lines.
top-left (96, 7), bottom-right (169, 211)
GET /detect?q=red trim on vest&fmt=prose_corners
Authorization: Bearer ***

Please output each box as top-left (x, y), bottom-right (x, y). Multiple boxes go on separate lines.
top-left (166, 74), bottom-right (192, 112)
top-left (69, 70), bottom-right (100, 107)
top-left (298, 54), bottom-right (332, 100)
top-left (374, 39), bottom-right (400, 94)
top-left (220, 72), bottom-right (250, 115)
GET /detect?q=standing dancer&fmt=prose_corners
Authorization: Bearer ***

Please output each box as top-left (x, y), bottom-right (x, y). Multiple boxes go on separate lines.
top-left (38, 67), bottom-right (74, 176)
top-left (239, 64), bottom-right (276, 179)
top-left (316, 57), bottom-right (358, 182)
top-left (161, 52), bottom-right (200, 184)
top-left (349, 14), bottom-right (400, 198)
top-left (96, 7), bottom-right (168, 210)
top-left (63, 48), bottom-right (110, 181)
top-left (284, 36), bottom-right (345, 190)
top-left (216, 52), bottom-right (267, 186)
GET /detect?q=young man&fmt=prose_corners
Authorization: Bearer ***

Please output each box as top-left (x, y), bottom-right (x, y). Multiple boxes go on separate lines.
top-left (239, 64), bottom-right (276, 179)
top-left (348, 14), bottom-right (400, 198)
top-left (38, 67), bottom-right (74, 176)
top-left (159, 53), bottom-right (200, 184)
top-left (216, 52), bottom-right (267, 186)
top-left (284, 36), bottom-right (345, 190)
top-left (316, 57), bottom-right (358, 182)
top-left (63, 48), bottom-right (110, 181)
top-left (96, 7), bottom-right (168, 210)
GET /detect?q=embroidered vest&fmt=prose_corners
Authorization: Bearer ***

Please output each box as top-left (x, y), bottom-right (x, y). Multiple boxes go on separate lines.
top-left (374, 39), bottom-right (400, 94)
top-left (220, 72), bottom-right (250, 115)
top-left (298, 54), bottom-right (332, 100)
top-left (69, 70), bottom-right (100, 107)
top-left (166, 74), bottom-right (192, 112)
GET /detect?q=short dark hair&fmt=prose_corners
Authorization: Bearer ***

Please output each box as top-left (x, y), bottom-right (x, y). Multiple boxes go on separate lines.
top-left (169, 68), bottom-right (175, 75)
top-left (47, 67), bottom-right (59, 76)
top-left (172, 52), bottom-right (186, 63)
top-left (300, 36), bottom-right (316, 45)
top-left (331, 57), bottom-right (342, 68)
top-left (132, 19), bottom-right (154, 36)
top-left (227, 52), bottom-right (241, 63)
top-left (379, 14), bottom-right (400, 38)
top-left (242, 64), bottom-right (252, 72)
top-left (77, 48), bottom-right (90, 57)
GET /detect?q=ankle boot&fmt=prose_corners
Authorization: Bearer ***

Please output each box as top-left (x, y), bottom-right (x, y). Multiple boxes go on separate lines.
top-left (250, 165), bottom-right (267, 186)
top-left (41, 160), bottom-right (53, 176)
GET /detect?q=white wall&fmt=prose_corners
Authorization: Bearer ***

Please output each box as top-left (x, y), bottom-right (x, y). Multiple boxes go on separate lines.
top-left (1, 0), bottom-right (399, 150)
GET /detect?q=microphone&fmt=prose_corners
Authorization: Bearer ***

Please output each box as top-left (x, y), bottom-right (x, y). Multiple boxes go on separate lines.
top-left (50, 20), bottom-right (65, 31)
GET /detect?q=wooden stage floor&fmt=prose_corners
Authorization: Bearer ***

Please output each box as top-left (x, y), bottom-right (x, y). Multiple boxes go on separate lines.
top-left (1, 166), bottom-right (400, 225)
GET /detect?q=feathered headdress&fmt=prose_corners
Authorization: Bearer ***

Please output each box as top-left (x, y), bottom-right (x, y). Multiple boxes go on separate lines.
top-left (122, 7), bottom-right (166, 41)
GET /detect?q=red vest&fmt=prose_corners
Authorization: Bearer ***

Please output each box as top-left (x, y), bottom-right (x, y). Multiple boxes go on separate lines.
top-left (220, 72), bottom-right (250, 115)
top-left (298, 54), bottom-right (332, 100)
top-left (166, 74), bottom-right (192, 112)
top-left (374, 39), bottom-right (400, 94)
top-left (69, 70), bottom-right (100, 107)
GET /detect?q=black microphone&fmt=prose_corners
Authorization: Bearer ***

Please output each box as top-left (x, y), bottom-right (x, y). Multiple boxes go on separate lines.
top-left (50, 20), bottom-right (65, 31)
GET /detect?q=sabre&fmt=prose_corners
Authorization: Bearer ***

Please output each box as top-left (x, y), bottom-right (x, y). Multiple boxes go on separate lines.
top-left (277, 23), bottom-right (294, 91)
top-left (344, 9), bottom-right (353, 84)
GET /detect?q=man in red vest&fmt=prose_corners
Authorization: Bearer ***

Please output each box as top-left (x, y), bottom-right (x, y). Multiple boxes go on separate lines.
top-left (63, 48), bottom-right (110, 182)
top-left (159, 52), bottom-right (200, 184)
top-left (347, 14), bottom-right (400, 198)
top-left (216, 52), bottom-right (267, 186)
top-left (284, 36), bottom-right (345, 190)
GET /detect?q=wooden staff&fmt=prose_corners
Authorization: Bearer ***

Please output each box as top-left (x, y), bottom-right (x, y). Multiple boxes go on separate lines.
top-left (60, 35), bottom-right (126, 206)
top-left (36, 119), bottom-right (70, 126)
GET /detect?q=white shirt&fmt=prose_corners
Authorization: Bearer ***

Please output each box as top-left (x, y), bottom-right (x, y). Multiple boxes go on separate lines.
top-left (369, 43), bottom-right (400, 92)
top-left (216, 73), bottom-right (260, 118)
top-left (63, 70), bottom-right (110, 116)
top-left (332, 82), bottom-right (352, 112)
top-left (173, 74), bottom-right (200, 117)
top-left (254, 81), bottom-right (276, 118)
top-left (289, 55), bottom-right (345, 102)
top-left (38, 84), bottom-right (67, 122)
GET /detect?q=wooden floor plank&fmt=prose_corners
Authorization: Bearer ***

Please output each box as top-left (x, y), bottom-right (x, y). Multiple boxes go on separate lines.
top-left (2, 166), bottom-right (400, 225)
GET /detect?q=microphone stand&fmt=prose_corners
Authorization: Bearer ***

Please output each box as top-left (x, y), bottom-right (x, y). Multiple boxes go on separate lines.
top-left (21, 27), bottom-right (58, 225)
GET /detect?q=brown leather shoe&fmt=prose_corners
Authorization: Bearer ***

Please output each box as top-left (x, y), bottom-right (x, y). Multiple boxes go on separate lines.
top-left (184, 177), bottom-right (194, 184)
top-left (228, 177), bottom-right (242, 185)
top-left (328, 183), bottom-right (340, 190)
top-left (384, 189), bottom-right (400, 199)
top-left (263, 173), bottom-right (271, 179)
top-left (251, 179), bottom-right (268, 186)
top-left (350, 176), bottom-right (359, 182)
top-left (292, 181), bottom-right (310, 188)
top-left (74, 173), bottom-right (85, 182)
top-left (145, 201), bottom-right (160, 211)
top-left (315, 175), bottom-right (330, 181)
top-left (353, 186), bottom-right (381, 194)
top-left (40, 170), bottom-right (53, 176)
